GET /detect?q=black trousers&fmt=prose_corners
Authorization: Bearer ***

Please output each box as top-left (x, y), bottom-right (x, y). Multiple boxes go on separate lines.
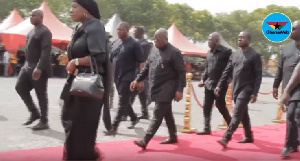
top-left (203, 87), bottom-right (231, 130)
top-left (143, 102), bottom-right (176, 144)
top-left (15, 67), bottom-right (49, 123)
top-left (129, 89), bottom-right (149, 116)
top-left (61, 95), bottom-right (103, 160)
top-left (112, 81), bottom-right (138, 129)
top-left (285, 101), bottom-right (300, 148)
top-left (224, 98), bottom-right (252, 141)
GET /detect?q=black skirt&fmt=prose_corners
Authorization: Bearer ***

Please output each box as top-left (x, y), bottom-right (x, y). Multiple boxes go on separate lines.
top-left (61, 94), bottom-right (103, 160)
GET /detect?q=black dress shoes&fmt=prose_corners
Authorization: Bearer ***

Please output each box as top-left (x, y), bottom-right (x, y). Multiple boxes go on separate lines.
top-left (196, 130), bottom-right (211, 135)
top-left (217, 139), bottom-right (228, 148)
top-left (32, 121), bottom-right (49, 131)
top-left (281, 147), bottom-right (293, 158)
top-left (238, 137), bottom-right (254, 143)
top-left (139, 114), bottom-right (149, 120)
top-left (128, 118), bottom-right (140, 129)
top-left (134, 140), bottom-right (147, 150)
top-left (23, 113), bottom-right (40, 126)
top-left (104, 129), bottom-right (117, 137)
top-left (160, 137), bottom-right (178, 144)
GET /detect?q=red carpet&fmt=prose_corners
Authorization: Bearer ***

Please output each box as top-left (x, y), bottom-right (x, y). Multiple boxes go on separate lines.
top-left (1, 123), bottom-right (300, 161)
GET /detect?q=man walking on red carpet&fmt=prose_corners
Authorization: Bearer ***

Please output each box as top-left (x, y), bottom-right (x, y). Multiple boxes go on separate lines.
top-left (215, 31), bottom-right (262, 148)
top-left (131, 28), bottom-right (186, 150)
top-left (277, 20), bottom-right (300, 158)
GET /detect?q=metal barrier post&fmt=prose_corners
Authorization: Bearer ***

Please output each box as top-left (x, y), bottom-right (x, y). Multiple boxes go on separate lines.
top-left (179, 73), bottom-right (196, 133)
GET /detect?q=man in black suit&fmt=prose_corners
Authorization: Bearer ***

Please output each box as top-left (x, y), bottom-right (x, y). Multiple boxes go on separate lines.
top-left (215, 31), bottom-right (262, 147)
top-left (274, 20), bottom-right (300, 158)
top-left (197, 32), bottom-right (232, 135)
top-left (15, 9), bottom-right (52, 130)
top-left (132, 28), bottom-right (186, 150)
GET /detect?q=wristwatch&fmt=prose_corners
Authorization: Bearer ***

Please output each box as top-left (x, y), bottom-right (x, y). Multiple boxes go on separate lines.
top-left (75, 58), bottom-right (79, 66)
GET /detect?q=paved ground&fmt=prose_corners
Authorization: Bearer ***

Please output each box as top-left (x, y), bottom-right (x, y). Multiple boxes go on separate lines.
top-left (0, 77), bottom-right (282, 152)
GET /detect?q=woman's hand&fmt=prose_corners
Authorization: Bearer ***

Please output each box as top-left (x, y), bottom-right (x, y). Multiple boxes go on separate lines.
top-left (66, 60), bottom-right (76, 75)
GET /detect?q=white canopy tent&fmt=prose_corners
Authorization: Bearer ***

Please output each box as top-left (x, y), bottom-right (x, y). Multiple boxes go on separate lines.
top-left (105, 14), bottom-right (122, 42)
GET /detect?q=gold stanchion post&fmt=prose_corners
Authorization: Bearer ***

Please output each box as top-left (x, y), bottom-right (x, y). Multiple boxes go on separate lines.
top-left (272, 85), bottom-right (285, 123)
top-left (179, 73), bottom-right (196, 133)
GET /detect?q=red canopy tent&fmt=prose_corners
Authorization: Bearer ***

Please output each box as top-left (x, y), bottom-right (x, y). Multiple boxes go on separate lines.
top-left (168, 24), bottom-right (207, 57)
top-left (1, 2), bottom-right (73, 51)
top-left (0, 9), bottom-right (24, 32)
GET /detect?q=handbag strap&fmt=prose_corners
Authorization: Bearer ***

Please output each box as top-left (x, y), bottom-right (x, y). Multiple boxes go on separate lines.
top-left (89, 56), bottom-right (99, 74)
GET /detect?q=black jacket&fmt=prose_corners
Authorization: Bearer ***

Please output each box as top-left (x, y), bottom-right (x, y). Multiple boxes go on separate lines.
top-left (24, 24), bottom-right (52, 75)
top-left (217, 47), bottom-right (262, 101)
top-left (202, 45), bottom-right (232, 90)
top-left (273, 41), bottom-right (300, 101)
top-left (136, 43), bottom-right (186, 102)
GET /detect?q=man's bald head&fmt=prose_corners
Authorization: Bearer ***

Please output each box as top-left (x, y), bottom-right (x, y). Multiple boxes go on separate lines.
top-left (30, 9), bottom-right (44, 26)
top-left (208, 32), bottom-right (221, 50)
top-left (154, 28), bottom-right (168, 49)
top-left (291, 20), bottom-right (300, 41)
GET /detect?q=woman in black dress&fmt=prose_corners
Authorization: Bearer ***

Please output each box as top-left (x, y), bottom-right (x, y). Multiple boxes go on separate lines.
top-left (60, 0), bottom-right (107, 160)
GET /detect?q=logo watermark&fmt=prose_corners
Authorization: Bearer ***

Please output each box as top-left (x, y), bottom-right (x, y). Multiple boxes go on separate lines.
top-left (262, 13), bottom-right (292, 42)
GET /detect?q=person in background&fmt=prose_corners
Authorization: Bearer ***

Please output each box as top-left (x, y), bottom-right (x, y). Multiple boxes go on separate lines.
top-left (3, 49), bottom-right (10, 77)
top-left (57, 51), bottom-right (68, 78)
top-left (126, 26), bottom-right (152, 120)
top-left (10, 51), bottom-right (18, 76)
top-left (197, 32), bottom-right (232, 135)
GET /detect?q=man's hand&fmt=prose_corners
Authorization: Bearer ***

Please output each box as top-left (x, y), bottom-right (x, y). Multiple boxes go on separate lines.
top-left (214, 87), bottom-right (221, 97)
top-left (137, 81), bottom-right (145, 93)
top-left (175, 91), bottom-right (183, 102)
top-left (280, 91), bottom-right (290, 106)
top-left (66, 60), bottom-right (76, 75)
top-left (250, 95), bottom-right (257, 103)
top-left (130, 81), bottom-right (138, 92)
top-left (32, 68), bottom-right (42, 80)
top-left (198, 80), bottom-right (205, 88)
top-left (273, 88), bottom-right (278, 100)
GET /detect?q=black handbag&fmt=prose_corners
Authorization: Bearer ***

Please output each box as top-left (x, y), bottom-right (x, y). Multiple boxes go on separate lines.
top-left (69, 56), bottom-right (105, 99)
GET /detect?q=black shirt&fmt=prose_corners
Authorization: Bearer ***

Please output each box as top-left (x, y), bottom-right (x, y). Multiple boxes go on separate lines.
top-left (202, 45), bottom-right (232, 90)
top-left (136, 43), bottom-right (186, 102)
top-left (68, 18), bottom-right (107, 74)
top-left (110, 37), bottom-right (145, 84)
top-left (273, 41), bottom-right (300, 101)
top-left (217, 47), bottom-right (262, 100)
top-left (24, 24), bottom-right (52, 74)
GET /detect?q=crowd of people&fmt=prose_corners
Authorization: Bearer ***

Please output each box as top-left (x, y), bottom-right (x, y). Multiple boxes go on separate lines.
top-left (4, 0), bottom-right (300, 160)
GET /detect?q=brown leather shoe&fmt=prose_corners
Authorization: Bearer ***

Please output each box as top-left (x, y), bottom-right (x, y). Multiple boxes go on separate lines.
top-left (134, 140), bottom-right (147, 150)
top-left (160, 138), bottom-right (178, 144)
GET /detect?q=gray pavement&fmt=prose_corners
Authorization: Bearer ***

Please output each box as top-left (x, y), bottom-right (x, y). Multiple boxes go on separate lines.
top-left (0, 77), bottom-right (281, 152)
